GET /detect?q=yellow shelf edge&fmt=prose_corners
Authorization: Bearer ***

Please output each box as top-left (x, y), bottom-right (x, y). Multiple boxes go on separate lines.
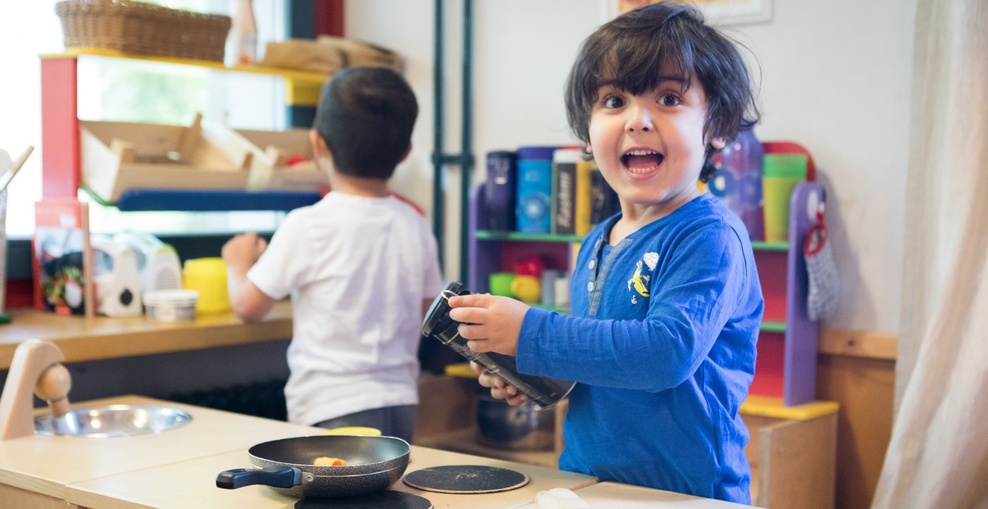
top-left (285, 79), bottom-right (322, 107)
top-left (739, 394), bottom-right (839, 420)
top-left (41, 48), bottom-right (330, 84)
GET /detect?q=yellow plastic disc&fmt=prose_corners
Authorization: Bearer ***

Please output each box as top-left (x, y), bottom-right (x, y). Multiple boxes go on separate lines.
top-left (322, 426), bottom-right (382, 436)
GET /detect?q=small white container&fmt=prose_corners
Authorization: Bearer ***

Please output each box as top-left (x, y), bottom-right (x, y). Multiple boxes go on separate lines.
top-left (143, 289), bottom-right (199, 322)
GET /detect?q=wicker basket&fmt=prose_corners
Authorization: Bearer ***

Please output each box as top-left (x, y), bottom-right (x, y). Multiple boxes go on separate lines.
top-left (56, 0), bottom-right (231, 62)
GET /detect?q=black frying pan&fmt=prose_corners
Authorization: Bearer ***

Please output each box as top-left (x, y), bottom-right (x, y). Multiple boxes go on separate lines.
top-left (216, 435), bottom-right (411, 498)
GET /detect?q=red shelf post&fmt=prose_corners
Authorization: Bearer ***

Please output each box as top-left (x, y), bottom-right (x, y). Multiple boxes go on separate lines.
top-left (40, 56), bottom-right (81, 199)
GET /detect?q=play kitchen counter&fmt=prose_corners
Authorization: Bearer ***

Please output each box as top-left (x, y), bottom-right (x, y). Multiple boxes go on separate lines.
top-left (0, 395), bottom-right (759, 509)
top-left (0, 301), bottom-right (293, 370)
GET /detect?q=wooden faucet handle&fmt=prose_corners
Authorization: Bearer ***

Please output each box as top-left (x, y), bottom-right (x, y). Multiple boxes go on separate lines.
top-left (35, 364), bottom-right (72, 417)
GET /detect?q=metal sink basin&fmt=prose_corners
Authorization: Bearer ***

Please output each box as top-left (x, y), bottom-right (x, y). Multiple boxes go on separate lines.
top-left (34, 404), bottom-right (192, 438)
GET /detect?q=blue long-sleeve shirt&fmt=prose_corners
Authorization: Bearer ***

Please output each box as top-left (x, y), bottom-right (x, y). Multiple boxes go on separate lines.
top-left (516, 194), bottom-right (763, 503)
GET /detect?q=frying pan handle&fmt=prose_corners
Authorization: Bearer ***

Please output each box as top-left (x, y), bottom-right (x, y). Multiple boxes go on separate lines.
top-left (216, 467), bottom-right (302, 489)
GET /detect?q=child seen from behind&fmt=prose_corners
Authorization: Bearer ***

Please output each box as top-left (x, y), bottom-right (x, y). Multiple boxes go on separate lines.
top-left (222, 67), bottom-right (443, 443)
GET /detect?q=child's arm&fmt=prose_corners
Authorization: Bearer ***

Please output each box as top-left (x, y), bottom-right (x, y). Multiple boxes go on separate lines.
top-left (222, 232), bottom-right (276, 322)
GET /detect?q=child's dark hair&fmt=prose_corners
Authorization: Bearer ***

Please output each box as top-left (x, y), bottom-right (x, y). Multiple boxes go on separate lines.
top-left (313, 67), bottom-right (418, 180)
top-left (564, 2), bottom-right (760, 182)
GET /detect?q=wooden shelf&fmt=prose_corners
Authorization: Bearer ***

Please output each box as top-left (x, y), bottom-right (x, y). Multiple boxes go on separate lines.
top-left (0, 301), bottom-right (292, 370)
top-left (41, 48), bottom-right (329, 85)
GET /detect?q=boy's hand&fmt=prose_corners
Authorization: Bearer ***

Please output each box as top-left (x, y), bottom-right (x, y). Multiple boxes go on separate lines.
top-left (470, 361), bottom-right (529, 406)
top-left (221, 232), bottom-right (274, 322)
top-left (447, 293), bottom-right (528, 356)
top-left (221, 232), bottom-right (268, 274)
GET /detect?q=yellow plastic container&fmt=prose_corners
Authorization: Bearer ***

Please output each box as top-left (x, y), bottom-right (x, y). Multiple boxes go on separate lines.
top-left (762, 154), bottom-right (808, 243)
top-left (182, 257), bottom-right (231, 314)
top-left (510, 275), bottom-right (541, 303)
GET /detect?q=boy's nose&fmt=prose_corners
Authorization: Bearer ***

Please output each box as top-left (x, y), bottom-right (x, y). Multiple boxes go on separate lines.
top-left (626, 106), bottom-right (653, 133)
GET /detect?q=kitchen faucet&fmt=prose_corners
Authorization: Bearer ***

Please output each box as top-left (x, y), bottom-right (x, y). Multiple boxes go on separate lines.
top-left (0, 339), bottom-right (72, 440)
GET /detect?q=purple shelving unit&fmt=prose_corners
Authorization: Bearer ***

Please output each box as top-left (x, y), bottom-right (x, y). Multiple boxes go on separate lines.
top-left (469, 181), bottom-right (826, 406)
top-left (782, 181), bottom-right (826, 406)
top-left (468, 184), bottom-right (496, 292)
top-left (468, 184), bottom-right (574, 295)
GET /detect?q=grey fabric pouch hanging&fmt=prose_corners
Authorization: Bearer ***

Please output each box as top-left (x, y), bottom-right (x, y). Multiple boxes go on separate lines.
top-left (805, 211), bottom-right (839, 321)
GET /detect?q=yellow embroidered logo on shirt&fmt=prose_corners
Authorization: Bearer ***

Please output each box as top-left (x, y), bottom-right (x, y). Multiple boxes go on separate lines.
top-left (628, 260), bottom-right (650, 298)
top-left (627, 253), bottom-right (658, 304)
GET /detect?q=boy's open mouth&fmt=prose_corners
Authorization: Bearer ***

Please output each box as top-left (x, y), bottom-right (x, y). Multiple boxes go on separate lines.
top-left (621, 149), bottom-right (664, 174)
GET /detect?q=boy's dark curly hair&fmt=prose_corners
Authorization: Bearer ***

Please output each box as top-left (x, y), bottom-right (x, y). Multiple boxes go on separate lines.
top-left (313, 67), bottom-right (418, 180)
top-left (565, 2), bottom-right (761, 182)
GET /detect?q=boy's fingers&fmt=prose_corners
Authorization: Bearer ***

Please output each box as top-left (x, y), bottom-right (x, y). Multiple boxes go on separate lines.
top-left (448, 293), bottom-right (489, 308)
top-left (506, 393), bottom-right (528, 406)
top-left (449, 307), bottom-right (486, 325)
top-left (466, 339), bottom-right (489, 352)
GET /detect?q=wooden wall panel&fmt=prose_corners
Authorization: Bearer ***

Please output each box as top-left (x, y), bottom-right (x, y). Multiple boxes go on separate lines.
top-left (817, 330), bottom-right (896, 509)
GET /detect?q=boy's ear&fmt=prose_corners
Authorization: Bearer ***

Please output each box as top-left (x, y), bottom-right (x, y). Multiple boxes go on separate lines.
top-left (709, 136), bottom-right (727, 150)
top-left (309, 129), bottom-right (331, 159)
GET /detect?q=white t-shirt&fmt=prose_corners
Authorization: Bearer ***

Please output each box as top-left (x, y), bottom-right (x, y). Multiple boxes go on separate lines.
top-left (247, 192), bottom-right (443, 426)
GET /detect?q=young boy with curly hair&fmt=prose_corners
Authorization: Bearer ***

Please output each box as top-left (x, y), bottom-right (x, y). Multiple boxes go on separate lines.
top-left (449, 2), bottom-right (763, 503)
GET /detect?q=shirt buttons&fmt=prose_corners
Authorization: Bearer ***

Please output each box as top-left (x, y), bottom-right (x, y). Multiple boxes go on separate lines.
top-left (588, 259), bottom-right (596, 270)
top-left (587, 281), bottom-right (595, 292)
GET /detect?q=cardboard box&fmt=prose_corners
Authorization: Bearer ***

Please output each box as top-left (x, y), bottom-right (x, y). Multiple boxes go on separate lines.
top-left (262, 36), bottom-right (404, 75)
top-left (205, 126), bottom-right (328, 192)
top-left (80, 114), bottom-right (251, 203)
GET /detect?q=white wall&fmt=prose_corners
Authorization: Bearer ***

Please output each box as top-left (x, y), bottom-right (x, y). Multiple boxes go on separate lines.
top-left (346, 0), bottom-right (917, 334)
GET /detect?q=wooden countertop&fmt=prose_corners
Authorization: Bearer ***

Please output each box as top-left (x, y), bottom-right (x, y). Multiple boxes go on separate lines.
top-left (0, 302), bottom-right (293, 370)
top-left (65, 442), bottom-right (596, 509)
top-left (0, 395), bottom-right (595, 509)
top-left (0, 395), bottom-right (320, 501)
top-left (0, 395), bottom-right (763, 509)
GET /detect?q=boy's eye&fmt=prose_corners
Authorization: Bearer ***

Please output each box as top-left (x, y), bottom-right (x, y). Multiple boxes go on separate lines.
top-left (659, 93), bottom-right (681, 107)
top-left (602, 95), bottom-right (625, 109)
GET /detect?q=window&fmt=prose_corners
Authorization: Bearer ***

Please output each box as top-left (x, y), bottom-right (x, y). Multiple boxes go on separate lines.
top-left (1, 0), bottom-right (289, 238)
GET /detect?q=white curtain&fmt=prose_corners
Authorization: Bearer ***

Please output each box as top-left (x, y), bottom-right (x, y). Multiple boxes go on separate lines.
top-left (872, 0), bottom-right (988, 507)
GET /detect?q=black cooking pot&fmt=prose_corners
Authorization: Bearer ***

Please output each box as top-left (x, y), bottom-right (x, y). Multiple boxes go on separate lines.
top-left (476, 394), bottom-right (553, 450)
top-left (216, 435), bottom-right (410, 498)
